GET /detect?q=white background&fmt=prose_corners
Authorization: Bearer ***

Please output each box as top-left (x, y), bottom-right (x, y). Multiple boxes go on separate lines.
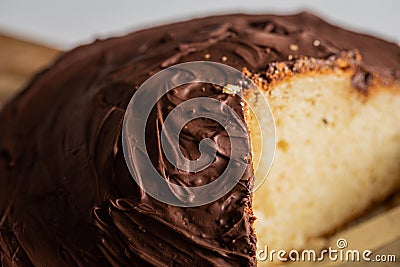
top-left (0, 0), bottom-right (399, 49)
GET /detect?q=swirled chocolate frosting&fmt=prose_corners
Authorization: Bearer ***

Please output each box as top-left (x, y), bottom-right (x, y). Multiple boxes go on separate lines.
top-left (0, 13), bottom-right (399, 266)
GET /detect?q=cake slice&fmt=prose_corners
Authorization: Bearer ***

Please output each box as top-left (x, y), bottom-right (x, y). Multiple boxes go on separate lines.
top-left (246, 51), bottom-right (400, 258)
top-left (0, 13), bottom-right (399, 266)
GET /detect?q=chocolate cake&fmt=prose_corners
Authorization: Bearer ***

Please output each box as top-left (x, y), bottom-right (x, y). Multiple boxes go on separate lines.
top-left (0, 13), bottom-right (399, 266)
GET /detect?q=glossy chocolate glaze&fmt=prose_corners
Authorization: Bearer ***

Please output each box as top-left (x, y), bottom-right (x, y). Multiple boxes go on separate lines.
top-left (0, 13), bottom-right (399, 266)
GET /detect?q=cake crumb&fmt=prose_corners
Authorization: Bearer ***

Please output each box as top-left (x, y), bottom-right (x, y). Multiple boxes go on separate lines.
top-left (222, 56), bottom-right (228, 62)
top-left (204, 53), bottom-right (211, 59)
top-left (222, 84), bottom-right (241, 96)
top-left (243, 152), bottom-right (251, 163)
top-left (313, 40), bottom-right (321, 47)
top-left (289, 44), bottom-right (299, 51)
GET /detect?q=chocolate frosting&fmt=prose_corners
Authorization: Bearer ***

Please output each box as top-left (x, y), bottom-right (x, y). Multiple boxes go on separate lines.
top-left (0, 13), bottom-right (399, 266)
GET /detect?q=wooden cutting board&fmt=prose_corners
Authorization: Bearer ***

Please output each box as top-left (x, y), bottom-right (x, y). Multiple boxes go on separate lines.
top-left (0, 34), bottom-right (60, 106)
top-left (0, 33), bottom-right (399, 266)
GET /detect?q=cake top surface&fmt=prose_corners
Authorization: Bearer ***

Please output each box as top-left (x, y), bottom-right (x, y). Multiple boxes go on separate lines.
top-left (0, 12), bottom-right (399, 267)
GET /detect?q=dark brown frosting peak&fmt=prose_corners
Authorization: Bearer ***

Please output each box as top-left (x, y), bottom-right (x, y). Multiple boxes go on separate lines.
top-left (0, 13), bottom-right (399, 267)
